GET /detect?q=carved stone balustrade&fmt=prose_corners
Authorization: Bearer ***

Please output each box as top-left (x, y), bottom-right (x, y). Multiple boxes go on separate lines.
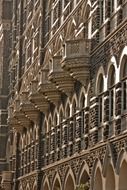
top-left (38, 69), bottom-right (60, 106)
top-left (61, 39), bottom-right (91, 85)
top-left (48, 55), bottom-right (74, 96)
top-left (29, 80), bottom-right (49, 113)
top-left (20, 91), bottom-right (39, 122)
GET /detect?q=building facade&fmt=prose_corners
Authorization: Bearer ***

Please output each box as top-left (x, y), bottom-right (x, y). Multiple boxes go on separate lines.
top-left (0, 0), bottom-right (12, 187)
top-left (0, 0), bottom-right (127, 189)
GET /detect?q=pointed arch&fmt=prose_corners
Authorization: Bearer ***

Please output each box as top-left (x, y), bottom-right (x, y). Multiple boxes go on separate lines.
top-left (43, 117), bottom-right (48, 134)
top-left (81, 0), bottom-right (91, 20)
top-left (116, 149), bottom-right (127, 174)
top-left (59, 104), bottom-right (64, 123)
top-left (64, 168), bottom-right (76, 190)
top-left (91, 158), bottom-right (103, 190)
top-left (48, 113), bottom-right (53, 131)
top-left (102, 144), bottom-right (115, 177)
top-left (52, 173), bottom-right (62, 190)
top-left (65, 98), bottom-right (71, 118)
top-left (53, 108), bottom-right (58, 126)
top-left (42, 176), bottom-right (50, 190)
top-left (78, 161), bottom-right (89, 185)
top-left (66, 20), bottom-right (76, 40)
top-left (107, 56), bottom-right (118, 86)
top-left (79, 86), bottom-right (86, 108)
top-left (119, 46), bottom-right (127, 70)
top-left (95, 66), bottom-right (106, 94)
top-left (71, 93), bottom-right (78, 115)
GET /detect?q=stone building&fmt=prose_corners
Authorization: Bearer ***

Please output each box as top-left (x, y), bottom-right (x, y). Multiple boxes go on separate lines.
top-left (0, 0), bottom-right (12, 188)
top-left (1, 0), bottom-right (127, 189)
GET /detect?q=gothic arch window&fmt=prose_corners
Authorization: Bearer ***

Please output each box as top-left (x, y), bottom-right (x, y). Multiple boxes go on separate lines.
top-left (42, 178), bottom-right (50, 190)
top-left (107, 64), bottom-right (116, 137)
top-left (72, 97), bottom-right (77, 115)
top-left (54, 112), bottom-right (58, 126)
top-left (79, 88), bottom-right (86, 135)
top-left (64, 172), bottom-right (75, 190)
top-left (120, 56), bottom-right (127, 111)
top-left (53, 176), bottom-right (61, 190)
top-left (97, 73), bottom-right (104, 124)
top-left (48, 115), bottom-right (52, 132)
top-left (79, 170), bottom-right (89, 187)
top-left (59, 105), bottom-right (64, 123)
top-left (96, 72), bottom-right (105, 141)
top-left (108, 64), bottom-right (116, 119)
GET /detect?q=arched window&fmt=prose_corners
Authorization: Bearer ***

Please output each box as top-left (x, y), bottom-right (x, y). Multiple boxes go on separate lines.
top-left (107, 64), bottom-right (116, 137)
top-left (121, 57), bottom-right (127, 111)
top-left (59, 109), bottom-right (64, 123)
top-left (54, 113), bottom-right (58, 126)
top-left (66, 103), bottom-right (70, 118)
top-left (72, 99), bottom-right (77, 115)
top-left (80, 92), bottom-right (86, 134)
top-left (108, 65), bottom-right (116, 118)
top-left (97, 73), bottom-right (104, 141)
top-left (97, 74), bottom-right (104, 124)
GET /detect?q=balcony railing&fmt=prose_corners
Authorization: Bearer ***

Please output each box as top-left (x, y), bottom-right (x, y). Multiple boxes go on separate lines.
top-left (62, 38), bottom-right (91, 85)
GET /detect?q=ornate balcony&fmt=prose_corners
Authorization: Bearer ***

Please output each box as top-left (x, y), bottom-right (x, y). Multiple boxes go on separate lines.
top-left (13, 98), bottom-right (31, 128)
top-left (38, 69), bottom-right (60, 106)
top-left (20, 91), bottom-right (39, 122)
top-left (48, 55), bottom-right (74, 96)
top-left (29, 80), bottom-right (49, 113)
top-left (8, 104), bottom-right (23, 131)
top-left (61, 39), bottom-right (91, 85)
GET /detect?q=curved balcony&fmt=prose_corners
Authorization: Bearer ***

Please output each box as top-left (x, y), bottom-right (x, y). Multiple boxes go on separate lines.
top-left (29, 80), bottom-right (49, 113)
top-left (48, 55), bottom-right (74, 96)
top-left (8, 104), bottom-right (24, 131)
top-left (38, 69), bottom-right (60, 106)
top-left (20, 91), bottom-right (39, 122)
top-left (61, 39), bottom-right (91, 86)
top-left (13, 98), bottom-right (31, 128)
